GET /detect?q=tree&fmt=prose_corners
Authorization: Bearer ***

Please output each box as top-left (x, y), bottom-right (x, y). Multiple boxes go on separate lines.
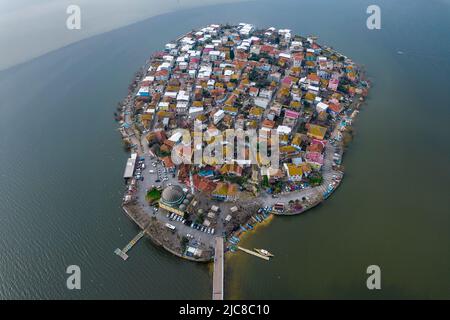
top-left (181, 236), bottom-right (189, 252)
top-left (262, 175), bottom-right (270, 188)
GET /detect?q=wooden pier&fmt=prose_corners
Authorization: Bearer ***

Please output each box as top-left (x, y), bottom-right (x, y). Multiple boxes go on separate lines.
top-left (115, 230), bottom-right (145, 261)
top-left (237, 246), bottom-right (270, 261)
top-left (212, 237), bottom-right (224, 300)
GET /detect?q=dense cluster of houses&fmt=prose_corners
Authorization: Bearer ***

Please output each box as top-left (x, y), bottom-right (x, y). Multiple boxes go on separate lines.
top-left (130, 23), bottom-right (368, 200)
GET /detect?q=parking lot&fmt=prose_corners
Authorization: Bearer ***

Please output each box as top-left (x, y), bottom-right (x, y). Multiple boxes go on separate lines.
top-left (133, 153), bottom-right (217, 249)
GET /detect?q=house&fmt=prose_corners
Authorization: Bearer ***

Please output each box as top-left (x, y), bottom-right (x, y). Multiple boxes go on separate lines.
top-left (283, 109), bottom-right (300, 126)
top-left (248, 106), bottom-right (264, 120)
top-left (213, 110), bottom-right (225, 124)
top-left (192, 174), bottom-right (217, 193)
top-left (254, 97), bottom-right (270, 109)
top-left (259, 89), bottom-right (273, 99)
top-left (292, 53), bottom-right (303, 67)
top-left (249, 87), bottom-right (259, 97)
top-left (305, 151), bottom-right (324, 170)
top-left (261, 119), bottom-right (276, 130)
top-left (328, 78), bottom-right (339, 91)
top-left (307, 139), bottom-right (325, 153)
top-left (283, 163), bottom-right (303, 182)
top-left (220, 164), bottom-right (243, 177)
top-left (328, 103), bottom-right (342, 116)
top-left (276, 125), bottom-right (292, 136)
top-left (188, 106), bottom-right (204, 118)
top-left (176, 101), bottom-right (188, 114)
top-left (155, 69), bottom-right (169, 81)
top-left (316, 102), bottom-right (329, 113)
top-left (268, 72), bottom-right (282, 83)
top-left (307, 124), bottom-right (327, 140)
top-left (307, 73), bottom-right (320, 86)
top-left (212, 182), bottom-right (238, 201)
top-left (279, 134), bottom-right (289, 145)
top-left (280, 145), bottom-right (299, 157)
top-left (223, 106), bottom-right (238, 116)
top-left (261, 166), bottom-right (285, 181)
top-left (291, 133), bottom-right (303, 150)
top-left (161, 156), bottom-right (176, 172)
top-left (304, 92), bottom-right (316, 104)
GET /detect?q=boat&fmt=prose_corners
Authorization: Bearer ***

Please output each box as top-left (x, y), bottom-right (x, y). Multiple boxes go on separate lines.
top-left (254, 248), bottom-right (275, 257)
top-left (246, 223), bottom-right (254, 230)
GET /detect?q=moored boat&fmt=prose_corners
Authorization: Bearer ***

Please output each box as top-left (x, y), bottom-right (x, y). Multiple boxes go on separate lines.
top-left (254, 248), bottom-right (275, 257)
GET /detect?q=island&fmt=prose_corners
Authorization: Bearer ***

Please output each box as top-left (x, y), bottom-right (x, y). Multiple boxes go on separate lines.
top-left (115, 23), bottom-right (369, 266)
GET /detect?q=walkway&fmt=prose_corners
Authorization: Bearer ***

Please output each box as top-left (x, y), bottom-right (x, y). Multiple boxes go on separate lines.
top-left (212, 237), bottom-right (224, 300)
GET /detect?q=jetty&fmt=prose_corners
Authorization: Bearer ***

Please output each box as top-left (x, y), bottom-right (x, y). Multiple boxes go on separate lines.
top-left (115, 230), bottom-right (145, 261)
top-left (237, 246), bottom-right (270, 261)
top-left (212, 237), bottom-right (224, 300)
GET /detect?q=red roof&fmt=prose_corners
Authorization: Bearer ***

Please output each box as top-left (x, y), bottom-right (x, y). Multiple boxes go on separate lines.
top-left (328, 103), bottom-right (342, 113)
top-left (162, 156), bottom-right (175, 168)
top-left (192, 174), bottom-right (217, 193)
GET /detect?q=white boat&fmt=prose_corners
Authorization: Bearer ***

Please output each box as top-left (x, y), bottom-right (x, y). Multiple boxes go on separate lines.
top-left (254, 248), bottom-right (274, 257)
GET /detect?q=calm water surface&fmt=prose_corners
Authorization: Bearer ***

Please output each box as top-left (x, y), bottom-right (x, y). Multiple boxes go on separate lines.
top-left (0, 0), bottom-right (449, 299)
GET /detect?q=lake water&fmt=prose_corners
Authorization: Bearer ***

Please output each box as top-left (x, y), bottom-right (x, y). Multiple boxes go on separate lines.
top-left (0, 0), bottom-right (449, 299)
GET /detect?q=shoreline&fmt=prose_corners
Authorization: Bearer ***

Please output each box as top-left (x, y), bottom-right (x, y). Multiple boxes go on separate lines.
top-left (115, 23), bottom-right (370, 264)
top-left (122, 205), bottom-right (212, 263)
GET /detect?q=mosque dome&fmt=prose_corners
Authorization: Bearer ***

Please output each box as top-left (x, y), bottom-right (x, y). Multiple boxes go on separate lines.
top-left (161, 185), bottom-right (185, 206)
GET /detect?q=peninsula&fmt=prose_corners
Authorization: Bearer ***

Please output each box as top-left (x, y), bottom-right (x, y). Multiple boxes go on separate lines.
top-left (114, 23), bottom-right (369, 276)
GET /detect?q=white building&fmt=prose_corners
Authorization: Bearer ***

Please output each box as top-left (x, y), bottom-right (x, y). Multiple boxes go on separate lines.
top-left (316, 102), bottom-right (329, 113)
top-left (176, 101), bottom-right (189, 114)
top-left (177, 90), bottom-right (190, 102)
top-left (213, 110), bottom-right (225, 125)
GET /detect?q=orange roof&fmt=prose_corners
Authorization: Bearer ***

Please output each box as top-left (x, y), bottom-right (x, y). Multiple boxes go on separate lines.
top-left (262, 119), bottom-right (276, 129)
top-left (161, 156), bottom-right (175, 168)
top-left (308, 73), bottom-right (320, 82)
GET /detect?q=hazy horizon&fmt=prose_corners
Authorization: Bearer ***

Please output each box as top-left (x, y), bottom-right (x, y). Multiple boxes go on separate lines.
top-left (0, 0), bottom-right (249, 71)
